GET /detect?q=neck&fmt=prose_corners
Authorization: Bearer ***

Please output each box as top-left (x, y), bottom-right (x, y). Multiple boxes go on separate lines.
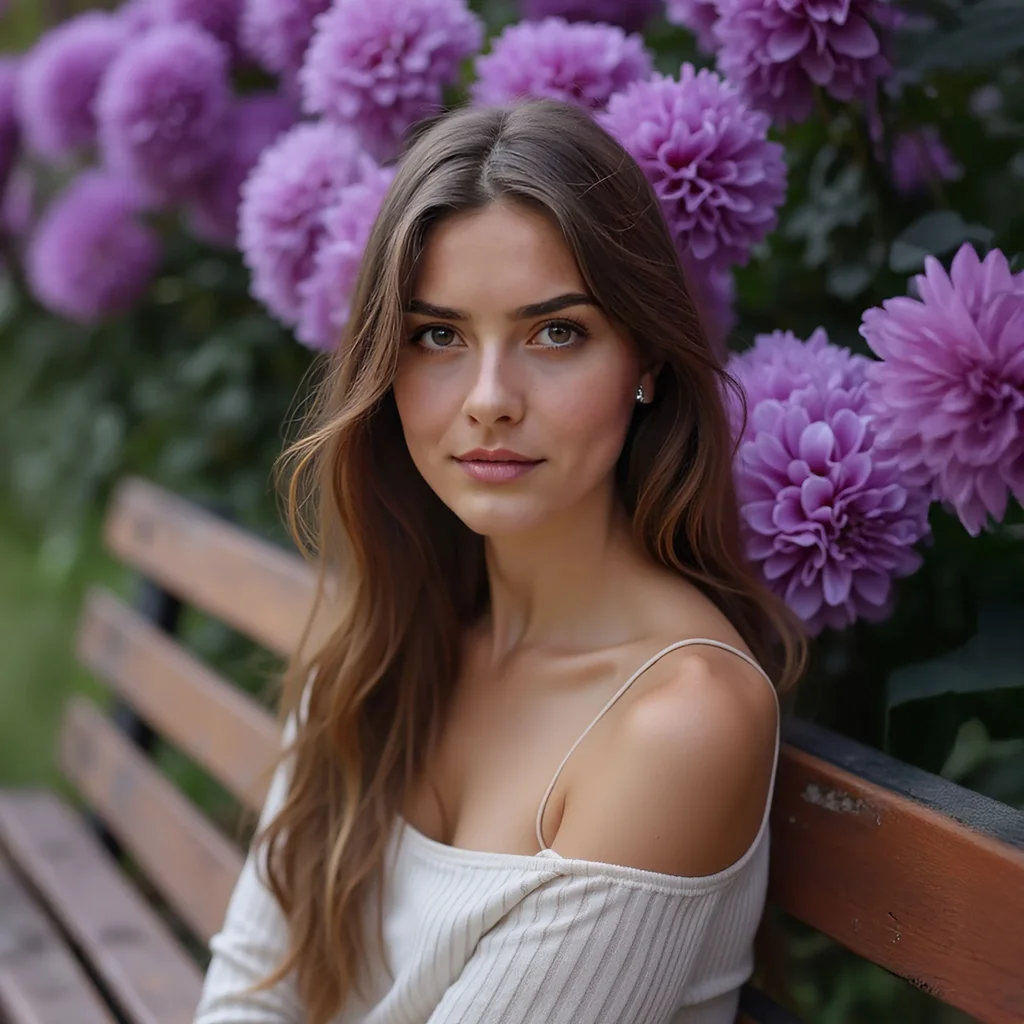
top-left (480, 481), bottom-right (645, 661)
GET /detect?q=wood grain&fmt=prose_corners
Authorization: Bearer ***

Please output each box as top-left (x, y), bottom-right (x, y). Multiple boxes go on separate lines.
top-left (58, 697), bottom-right (244, 945)
top-left (0, 790), bottom-right (202, 1024)
top-left (77, 587), bottom-right (280, 813)
top-left (769, 742), bottom-right (1024, 1024)
top-left (0, 855), bottom-right (115, 1024)
top-left (103, 476), bottom-right (316, 657)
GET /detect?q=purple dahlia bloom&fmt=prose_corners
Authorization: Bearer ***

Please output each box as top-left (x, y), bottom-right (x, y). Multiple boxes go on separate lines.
top-left (156, 0), bottom-right (246, 59)
top-left (729, 329), bottom-right (930, 634)
top-left (15, 12), bottom-right (129, 160)
top-left (599, 63), bottom-right (787, 270)
top-left (118, 0), bottom-right (163, 35)
top-left (186, 92), bottom-right (297, 247)
top-left (96, 23), bottom-right (232, 199)
top-left (1, 168), bottom-right (35, 239)
top-left (681, 252), bottom-right (735, 359)
top-left (300, 0), bottom-right (484, 161)
top-left (861, 244), bottom-right (1024, 536)
top-left (665, 0), bottom-right (720, 53)
top-left (25, 168), bottom-right (160, 322)
top-left (471, 17), bottom-right (652, 113)
top-left (0, 59), bottom-right (18, 191)
top-left (519, 0), bottom-right (660, 34)
top-left (714, 0), bottom-right (889, 125)
top-left (297, 165), bottom-right (395, 350)
top-left (239, 120), bottom-right (377, 327)
top-left (240, 0), bottom-right (331, 85)
top-left (891, 127), bottom-right (962, 197)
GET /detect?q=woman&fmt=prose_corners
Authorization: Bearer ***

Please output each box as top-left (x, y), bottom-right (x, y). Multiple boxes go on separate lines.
top-left (195, 98), bottom-right (805, 1024)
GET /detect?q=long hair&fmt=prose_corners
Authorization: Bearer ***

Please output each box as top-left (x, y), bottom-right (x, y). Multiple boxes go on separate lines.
top-left (255, 99), bottom-right (807, 1023)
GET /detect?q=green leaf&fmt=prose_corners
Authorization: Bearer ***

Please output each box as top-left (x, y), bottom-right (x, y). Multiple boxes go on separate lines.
top-left (887, 601), bottom-right (1024, 708)
top-left (889, 210), bottom-right (994, 273)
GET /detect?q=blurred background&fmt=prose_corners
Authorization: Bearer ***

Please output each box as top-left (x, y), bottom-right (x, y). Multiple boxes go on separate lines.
top-left (1, 0), bottom-right (1022, 1020)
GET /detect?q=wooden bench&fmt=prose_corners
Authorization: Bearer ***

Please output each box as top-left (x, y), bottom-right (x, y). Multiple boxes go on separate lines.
top-left (1, 475), bottom-right (1022, 1024)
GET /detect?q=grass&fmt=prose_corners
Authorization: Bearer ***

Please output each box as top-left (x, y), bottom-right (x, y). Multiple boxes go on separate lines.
top-left (0, 504), bottom-right (127, 786)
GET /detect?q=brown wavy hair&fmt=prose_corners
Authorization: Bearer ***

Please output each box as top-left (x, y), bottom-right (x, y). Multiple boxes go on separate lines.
top-left (254, 98), bottom-right (807, 1023)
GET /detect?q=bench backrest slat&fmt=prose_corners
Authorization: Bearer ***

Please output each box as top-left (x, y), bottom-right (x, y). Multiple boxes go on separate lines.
top-left (77, 587), bottom-right (280, 812)
top-left (0, 790), bottom-right (204, 1024)
top-left (59, 696), bottom-right (244, 944)
top-left (104, 477), bottom-right (316, 657)
top-left (772, 741), bottom-right (1024, 1024)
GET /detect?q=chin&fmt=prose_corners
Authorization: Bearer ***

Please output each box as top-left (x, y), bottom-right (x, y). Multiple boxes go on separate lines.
top-left (446, 493), bottom-right (554, 538)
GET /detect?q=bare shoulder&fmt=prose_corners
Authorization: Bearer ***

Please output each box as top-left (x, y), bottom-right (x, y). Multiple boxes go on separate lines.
top-left (551, 647), bottom-right (780, 878)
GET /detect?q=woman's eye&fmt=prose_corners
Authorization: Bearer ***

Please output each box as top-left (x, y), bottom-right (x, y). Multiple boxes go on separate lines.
top-left (415, 326), bottom-right (459, 350)
top-left (535, 321), bottom-right (586, 348)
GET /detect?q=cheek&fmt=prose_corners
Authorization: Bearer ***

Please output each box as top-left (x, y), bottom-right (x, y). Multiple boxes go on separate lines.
top-left (545, 362), bottom-right (635, 465)
top-left (392, 363), bottom-right (451, 453)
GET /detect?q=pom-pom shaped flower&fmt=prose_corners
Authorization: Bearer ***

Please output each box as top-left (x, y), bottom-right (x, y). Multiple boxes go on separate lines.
top-left (729, 329), bottom-right (931, 634)
top-left (239, 120), bottom-right (377, 327)
top-left (714, 0), bottom-right (889, 125)
top-left (471, 17), bottom-right (652, 112)
top-left (186, 92), bottom-right (296, 246)
top-left (860, 244), bottom-right (1024, 536)
top-left (297, 164), bottom-right (395, 349)
top-left (0, 59), bottom-right (18, 190)
top-left (519, 0), bottom-right (660, 34)
top-left (96, 22), bottom-right (232, 198)
top-left (682, 256), bottom-right (735, 359)
top-left (300, 0), bottom-right (484, 161)
top-left (15, 12), bottom-right (128, 160)
top-left (118, 0), bottom-right (162, 35)
top-left (156, 0), bottom-right (246, 58)
top-left (599, 63), bottom-right (786, 269)
top-left (891, 127), bottom-right (962, 197)
top-left (665, 0), bottom-right (720, 53)
top-left (240, 0), bottom-right (331, 84)
top-left (25, 168), bottom-right (160, 322)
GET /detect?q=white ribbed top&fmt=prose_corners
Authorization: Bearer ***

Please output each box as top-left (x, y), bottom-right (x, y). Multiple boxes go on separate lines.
top-left (194, 640), bottom-right (780, 1024)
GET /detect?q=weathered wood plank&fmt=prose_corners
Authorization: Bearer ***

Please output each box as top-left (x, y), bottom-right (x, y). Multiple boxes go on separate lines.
top-left (0, 854), bottom-right (116, 1024)
top-left (769, 722), bottom-right (1024, 1024)
top-left (103, 476), bottom-right (316, 657)
top-left (0, 790), bottom-right (202, 1024)
top-left (77, 587), bottom-right (280, 813)
top-left (58, 697), bottom-right (244, 945)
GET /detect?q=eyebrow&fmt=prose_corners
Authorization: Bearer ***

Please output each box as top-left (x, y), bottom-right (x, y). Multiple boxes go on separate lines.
top-left (404, 293), bottom-right (597, 320)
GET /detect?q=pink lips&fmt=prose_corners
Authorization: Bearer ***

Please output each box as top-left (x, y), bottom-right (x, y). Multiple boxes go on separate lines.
top-left (453, 448), bottom-right (543, 484)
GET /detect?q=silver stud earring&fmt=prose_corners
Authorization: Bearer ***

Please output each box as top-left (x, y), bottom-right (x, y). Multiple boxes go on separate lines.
top-left (636, 385), bottom-right (646, 404)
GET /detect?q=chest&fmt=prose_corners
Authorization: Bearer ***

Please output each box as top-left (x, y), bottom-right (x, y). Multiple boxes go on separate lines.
top-left (400, 644), bottom-right (668, 856)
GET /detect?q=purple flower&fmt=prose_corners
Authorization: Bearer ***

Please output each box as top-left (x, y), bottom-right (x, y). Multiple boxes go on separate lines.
top-left (599, 63), bottom-right (787, 269)
top-left (239, 120), bottom-right (377, 327)
top-left (240, 0), bottom-right (331, 85)
top-left (96, 23), bottom-right (232, 199)
top-left (860, 244), bottom-right (1024, 536)
top-left (1, 167), bottom-right (36, 239)
top-left (25, 168), bottom-right (160, 322)
top-left (186, 92), bottom-right (297, 246)
top-left (714, 0), bottom-right (889, 125)
top-left (14, 12), bottom-right (129, 160)
top-left (519, 0), bottom-right (660, 34)
top-left (300, 0), bottom-right (484, 161)
top-left (118, 0), bottom-right (163, 35)
top-left (471, 17), bottom-right (652, 113)
top-left (297, 165), bottom-right (395, 349)
top-left (156, 0), bottom-right (246, 59)
top-left (684, 258), bottom-right (736, 359)
top-left (891, 127), bottom-right (962, 197)
top-left (0, 59), bottom-right (19, 191)
top-left (665, 0), bottom-right (720, 53)
top-left (729, 329), bottom-right (930, 634)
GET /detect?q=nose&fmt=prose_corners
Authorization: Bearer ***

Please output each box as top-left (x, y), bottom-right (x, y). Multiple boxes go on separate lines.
top-left (462, 345), bottom-right (524, 426)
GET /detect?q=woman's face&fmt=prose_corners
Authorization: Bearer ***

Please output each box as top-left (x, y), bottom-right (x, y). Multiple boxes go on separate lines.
top-left (393, 201), bottom-right (654, 538)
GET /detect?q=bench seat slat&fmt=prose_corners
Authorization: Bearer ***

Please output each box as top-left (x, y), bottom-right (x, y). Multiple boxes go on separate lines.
top-left (58, 697), bottom-right (244, 945)
top-left (104, 477), bottom-right (316, 657)
top-left (77, 587), bottom-right (280, 813)
top-left (0, 854), bottom-right (116, 1024)
top-left (0, 790), bottom-right (202, 1024)
top-left (770, 735), bottom-right (1024, 1024)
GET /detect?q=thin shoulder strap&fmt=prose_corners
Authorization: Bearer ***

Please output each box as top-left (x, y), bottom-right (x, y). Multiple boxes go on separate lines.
top-left (534, 638), bottom-right (777, 852)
